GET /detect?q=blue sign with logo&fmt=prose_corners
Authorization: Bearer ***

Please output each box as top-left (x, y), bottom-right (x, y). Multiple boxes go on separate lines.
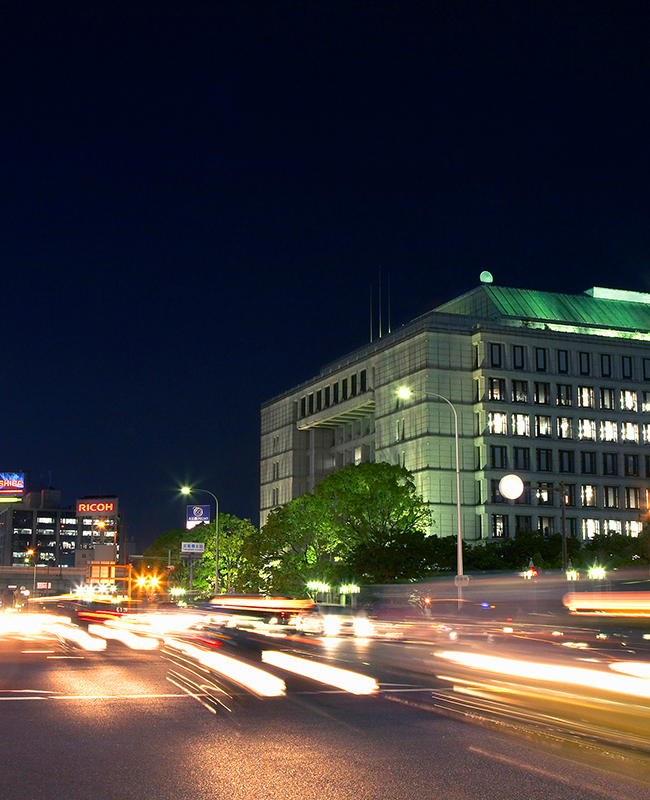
top-left (186, 504), bottom-right (211, 530)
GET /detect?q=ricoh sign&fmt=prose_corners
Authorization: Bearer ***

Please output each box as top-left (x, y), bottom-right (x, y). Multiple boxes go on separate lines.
top-left (76, 497), bottom-right (119, 516)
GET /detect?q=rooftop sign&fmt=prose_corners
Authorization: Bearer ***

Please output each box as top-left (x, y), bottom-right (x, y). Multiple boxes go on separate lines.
top-left (76, 497), bottom-right (119, 516)
top-left (0, 473), bottom-right (25, 496)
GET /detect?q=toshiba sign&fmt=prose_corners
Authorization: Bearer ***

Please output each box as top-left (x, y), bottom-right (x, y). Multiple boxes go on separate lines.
top-left (76, 497), bottom-right (119, 516)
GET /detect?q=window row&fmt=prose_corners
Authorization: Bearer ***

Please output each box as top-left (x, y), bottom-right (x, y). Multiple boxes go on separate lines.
top-left (486, 344), bottom-right (648, 380)
top-left (299, 369), bottom-right (368, 418)
top-left (489, 479), bottom-right (646, 509)
top-left (488, 446), bottom-right (648, 477)
top-left (485, 379), bottom-right (649, 411)
top-left (491, 515), bottom-right (643, 539)
top-left (486, 413), bottom-right (648, 443)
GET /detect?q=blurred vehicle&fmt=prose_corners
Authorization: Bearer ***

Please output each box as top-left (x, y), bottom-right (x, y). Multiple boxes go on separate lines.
top-left (298, 604), bottom-right (373, 637)
top-left (204, 595), bottom-right (315, 629)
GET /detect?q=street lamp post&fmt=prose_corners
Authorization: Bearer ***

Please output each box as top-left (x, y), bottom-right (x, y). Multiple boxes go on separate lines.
top-left (537, 481), bottom-right (569, 571)
top-left (181, 487), bottom-right (220, 596)
top-left (397, 387), bottom-right (465, 603)
top-left (26, 549), bottom-right (37, 597)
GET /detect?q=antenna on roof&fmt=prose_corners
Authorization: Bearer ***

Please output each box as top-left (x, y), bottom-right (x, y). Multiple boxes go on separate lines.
top-left (387, 272), bottom-right (391, 334)
top-left (378, 267), bottom-right (382, 338)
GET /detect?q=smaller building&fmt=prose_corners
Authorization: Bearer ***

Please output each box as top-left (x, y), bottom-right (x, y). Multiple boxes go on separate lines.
top-left (0, 490), bottom-right (120, 568)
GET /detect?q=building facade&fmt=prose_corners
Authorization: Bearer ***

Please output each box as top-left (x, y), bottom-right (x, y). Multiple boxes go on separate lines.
top-left (261, 283), bottom-right (650, 543)
top-left (0, 490), bottom-right (120, 567)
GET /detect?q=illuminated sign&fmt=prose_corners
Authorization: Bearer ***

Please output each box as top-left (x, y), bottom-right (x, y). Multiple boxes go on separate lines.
top-left (186, 504), bottom-right (210, 530)
top-left (76, 497), bottom-right (119, 516)
top-left (0, 472), bottom-right (25, 496)
top-left (181, 542), bottom-right (205, 554)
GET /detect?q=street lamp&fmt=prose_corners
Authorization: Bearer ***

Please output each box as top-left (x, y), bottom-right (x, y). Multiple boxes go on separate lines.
top-left (397, 387), bottom-right (465, 601)
top-left (26, 548), bottom-right (37, 597)
top-left (181, 486), bottom-right (220, 596)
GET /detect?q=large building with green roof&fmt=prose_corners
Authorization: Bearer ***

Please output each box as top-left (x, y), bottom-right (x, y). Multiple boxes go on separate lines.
top-left (261, 282), bottom-right (650, 544)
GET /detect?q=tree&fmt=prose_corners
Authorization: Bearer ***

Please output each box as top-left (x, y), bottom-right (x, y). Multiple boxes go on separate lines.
top-left (249, 462), bottom-right (434, 591)
top-left (242, 492), bottom-right (341, 595)
top-left (144, 514), bottom-right (258, 596)
top-left (316, 461), bottom-right (433, 583)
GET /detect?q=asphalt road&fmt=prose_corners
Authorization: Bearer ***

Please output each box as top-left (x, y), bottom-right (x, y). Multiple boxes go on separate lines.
top-left (2, 627), bottom-right (650, 800)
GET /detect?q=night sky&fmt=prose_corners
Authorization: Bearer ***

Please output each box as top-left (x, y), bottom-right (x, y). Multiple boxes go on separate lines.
top-left (3, 1), bottom-right (650, 550)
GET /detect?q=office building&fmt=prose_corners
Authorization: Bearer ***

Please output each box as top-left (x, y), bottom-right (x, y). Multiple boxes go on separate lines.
top-left (261, 281), bottom-right (650, 543)
top-left (0, 490), bottom-right (120, 567)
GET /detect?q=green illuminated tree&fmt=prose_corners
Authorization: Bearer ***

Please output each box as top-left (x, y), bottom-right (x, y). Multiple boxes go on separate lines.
top-left (144, 514), bottom-right (258, 597)
top-left (247, 462), bottom-right (433, 591)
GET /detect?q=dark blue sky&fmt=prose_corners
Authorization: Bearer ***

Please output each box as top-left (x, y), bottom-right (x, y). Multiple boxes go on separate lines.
top-left (2, 1), bottom-right (650, 549)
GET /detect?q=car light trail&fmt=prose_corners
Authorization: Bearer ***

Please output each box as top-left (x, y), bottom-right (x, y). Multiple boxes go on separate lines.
top-left (261, 650), bottom-right (378, 694)
top-left (88, 624), bottom-right (159, 650)
top-left (435, 650), bottom-right (650, 700)
top-left (609, 662), bottom-right (650, 680)
top-left (46, 623), bottom-right (107, 651)
top-left (165, 639), bottom-right (286, 697)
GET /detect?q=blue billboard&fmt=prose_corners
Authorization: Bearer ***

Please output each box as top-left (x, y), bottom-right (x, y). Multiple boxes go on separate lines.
top-left (186, 504), bottom-right (211, 530)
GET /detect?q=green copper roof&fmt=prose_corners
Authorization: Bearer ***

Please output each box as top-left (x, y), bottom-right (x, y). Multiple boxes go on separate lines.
top-left (435, 285), bottom-right (650, 333)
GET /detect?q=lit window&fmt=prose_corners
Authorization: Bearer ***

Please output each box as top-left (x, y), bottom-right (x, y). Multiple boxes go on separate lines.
top-left (600, 420), bottom-right (618, 442)
top-left (488, 378), bottom-right (506, 401)
top-left (36, 517), bottom-right (54, 524)
top-left (535, 415), bottom-right (552, 437)
top-left (620, 390), bottom-right (638, 412)
top-left (488, 412), bottom-right (508, 435)
top-left (582, 519), bottom-right (600, 539)
top-left (604, 520), bottom-right (622, 535)
top-left (538, 516), bottom-right (554, 535)
top-left (621, 422), bottom-right (639, 443)
top-left (626, 486), bottom-right (640, 509)
top-left (643, 423), bottom-right (650, 444)
top-left (557, 384), bottom-right (573, 407)
top-left (512, 380), bottom-right (528, 403)
top-left (577, 386), bottom-right (594, 408)
top-left (626, 520), bottom-right (643, 537)
top-left (534, 382), bottom-right (551, 404)
top-left (581, 485), bottom-right (598, 507)
top-left (557, 417), bottom-right (573, 439)
top-left (578, 419), bottom-right (596, 440)
top-left (600, 388), bottom-right (615, 410)
top-left (603, 486), bottom-right (619, 508)
top-left (492, 514), bottom-right (509, 538)
top-left (643, 392), bottom-right (650, 412)
top-left (511, 414), bottom-right (530, 437)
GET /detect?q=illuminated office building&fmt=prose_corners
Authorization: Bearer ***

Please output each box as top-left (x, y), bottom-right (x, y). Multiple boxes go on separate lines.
top-left (0, 490), bottom-right (119, 567)
top-left (261, 282), bottom-right (650, 542)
